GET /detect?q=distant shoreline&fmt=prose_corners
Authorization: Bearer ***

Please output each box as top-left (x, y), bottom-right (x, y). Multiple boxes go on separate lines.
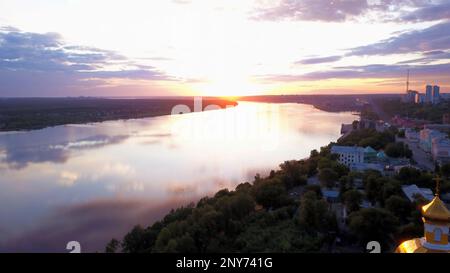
top-left (0, 94), bottom-right (402, 132)
top-left (0, 97), bottom-right (238, 132)
top-left (238, 94), bottom-right (402, 113)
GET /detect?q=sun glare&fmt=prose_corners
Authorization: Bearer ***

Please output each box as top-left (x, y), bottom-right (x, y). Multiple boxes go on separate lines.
top-left (195, 76), bottom-right (259, 97)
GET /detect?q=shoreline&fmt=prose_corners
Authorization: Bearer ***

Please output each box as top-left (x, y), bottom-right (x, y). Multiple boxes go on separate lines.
top-left (0, 93), bottom-right (401, 132)
top-left (0, 97), bottom-right (238, 132)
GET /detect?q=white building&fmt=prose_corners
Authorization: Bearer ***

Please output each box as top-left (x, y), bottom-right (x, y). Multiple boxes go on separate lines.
top-left (431, 138), bottom-right (450, 164)
top-left (415, 93), bottom-right (426, 104)
top-left (419, 129), bottom-right (447, 153)
top-left (331, 145), bottom-right (365, 167)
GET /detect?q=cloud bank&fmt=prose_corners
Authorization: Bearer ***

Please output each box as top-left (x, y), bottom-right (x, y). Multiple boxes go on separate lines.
top-left (252, 0), bottom-right (448, 22)
top-left (0, 28), bottom-right (173, 96)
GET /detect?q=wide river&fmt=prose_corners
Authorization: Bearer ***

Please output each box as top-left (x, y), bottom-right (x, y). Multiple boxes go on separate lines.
top-left (0, 101), bottom-right (355, 252)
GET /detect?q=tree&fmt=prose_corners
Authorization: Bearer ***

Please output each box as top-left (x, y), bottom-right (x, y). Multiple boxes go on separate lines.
top-left (253, 179), bottom-right (288, 209)
top-left (348, 208), bottom-right (399, 250)
top-left (105, 238), bottom-right (120, 253)
top-left (122, 225), bottom-right (148, 253)
top-left (364, 176), bottom-right (383, 205)
top-left (318, 168), bottom-right (338, 188)
top-left (338, 128), bottom-right (395, 150)
top-left (318, 158), bottom-right (333, 170)
top-left (175, 234), bottom-right (197, 253)
top-left (342, 189), bottom-right (363, 214)
top-left (380, 179), bottom-right (402, 205)
top-left (304, 184), bottom-right (323, 198)
top-left (279, 160), bottom-right (307, 189)
top-left (310, 149), bottom-right (319, 158)
top-left (338, 175), bottom-right (354, 196)
top-left (441, 163), bottom-right (450, 178)
top-left (385, 195), bottom-right (412, 222)
top-left (296, 191), bottom-right (337, 235)
top-left (397, 167), bottom-right (418, 181)
top-left (332, 162), bottom-right (350, 178)
top-left (385, 142), bottom-right (412, 158)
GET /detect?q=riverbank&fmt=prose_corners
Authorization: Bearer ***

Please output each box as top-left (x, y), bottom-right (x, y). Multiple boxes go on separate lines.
top-left (239, 94), bottom-right (401, 113)
top-left (113, 122), bottom-right (449, 253)
top-left (0, 97), bottom-right (238, 132)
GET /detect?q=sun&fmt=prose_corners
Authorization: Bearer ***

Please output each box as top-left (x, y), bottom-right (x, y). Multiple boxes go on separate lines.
top-left (194, 76), bottom-right (259, 97)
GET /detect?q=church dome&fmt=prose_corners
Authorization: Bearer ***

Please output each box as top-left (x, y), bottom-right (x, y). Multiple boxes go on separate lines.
top-left (422, 196), bottom-right (450, 222)
top-left (396, 178), bottom-right (450, 253)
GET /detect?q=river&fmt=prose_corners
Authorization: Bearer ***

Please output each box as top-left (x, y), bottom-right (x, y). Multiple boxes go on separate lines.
top-left (0, 101), bottom-right (356, 252)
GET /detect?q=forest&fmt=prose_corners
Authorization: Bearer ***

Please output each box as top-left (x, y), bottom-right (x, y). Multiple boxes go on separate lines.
top-left (107, 129), bottom-right (450, 253)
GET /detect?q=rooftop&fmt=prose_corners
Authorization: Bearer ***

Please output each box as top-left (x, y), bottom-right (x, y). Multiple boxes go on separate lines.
top-left (331, 145), bottom-right (366, 154)
top-left (401, 184), bottom-right (434, 202)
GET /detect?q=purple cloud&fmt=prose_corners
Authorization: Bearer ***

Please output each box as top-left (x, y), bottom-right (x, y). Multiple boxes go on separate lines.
top-left (251, 0), bottom-right (434, 22)
top-left (0, 27), bottom-right (174, 96)
top-left (256, 62), bottom-right (450, 82)
top-left (252, 0), bottom-right (369, 22)
top-left (401, 2), bottom-right (450, 22)
top-left (397, 50), bottom-right (450, 64)
top-left (295, 55), bottom-right (342, 65)
top-left (348, 21), bottom-right (450, 56)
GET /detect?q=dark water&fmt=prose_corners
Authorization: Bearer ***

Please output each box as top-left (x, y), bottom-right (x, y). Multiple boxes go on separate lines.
top-left (0, 102), bottom-right (355, 252)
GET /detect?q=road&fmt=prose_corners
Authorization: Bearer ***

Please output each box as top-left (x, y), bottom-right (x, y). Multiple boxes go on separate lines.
top-left (397, 137), bottom-right (434, 171)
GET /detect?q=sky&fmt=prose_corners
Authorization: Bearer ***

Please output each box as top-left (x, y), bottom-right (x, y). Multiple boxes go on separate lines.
top-left (0, 0), bottom-right (449, 97)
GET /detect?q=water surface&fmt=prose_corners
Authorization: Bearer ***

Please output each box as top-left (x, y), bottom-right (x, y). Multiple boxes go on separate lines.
top-left (0, 102), bottom-right (355, 252)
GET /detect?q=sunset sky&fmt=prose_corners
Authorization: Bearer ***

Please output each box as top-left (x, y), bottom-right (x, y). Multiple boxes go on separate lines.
top-left (0, 0), bottom-right (449, 97)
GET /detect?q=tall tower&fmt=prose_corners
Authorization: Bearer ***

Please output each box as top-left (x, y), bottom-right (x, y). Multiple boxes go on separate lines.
top-left (433, 85), bottom-right (440, 104)
top-left (396, 177), bottom-right (450, 253)
top-left (426, 85), bottom-right (433, 103)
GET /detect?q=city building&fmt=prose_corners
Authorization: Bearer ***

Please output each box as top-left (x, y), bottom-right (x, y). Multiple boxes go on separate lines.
top-left (330, 145), bottom-right (365, 166)
top-left (431, 138), bottom-right (450, 164)
top-left (426, 85), bottom-right (433, 103)
top-left (415, 93), bottom-right (425, 104)
top-left (376, 151), bottom-right (388, 162)
top-left (396, 183), bottom-right (450, 253)
top-left (363, 146), bottom-right (377, 162)
top-left (350, 162), bottom-right (385, 173)
top-left (322, 189), bottom-right (340, 203)
top-left (433, 85), bottom-right (440, 104)
top-left (392, 116), bottom-right (428, 129)
top-left (405, 128), bottom-right (419, 142)
top-left (331, 145), bottom-right (389, 172)
top-left (419, 129), bottom-right (447, 153)
top-left (401, 184), bottom-right (434, 202)
top-left (408, 84), bottom-right (443, 104)
top-left (403, 90), bottom-right (418, 103)
top-left (347, 119), bottom-right (389, 133)
top-left (424, 124), bottom-right (450, 132)
top-left (390, 164), bottom-right (418, 174)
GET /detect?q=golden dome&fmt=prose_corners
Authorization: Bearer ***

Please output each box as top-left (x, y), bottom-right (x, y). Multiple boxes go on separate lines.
top-left (396, 238), bottom-right (450, 253)
top-left (421, 196), bottom-right (450, 222)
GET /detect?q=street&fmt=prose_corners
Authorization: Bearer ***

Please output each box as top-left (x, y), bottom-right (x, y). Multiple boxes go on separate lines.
top-left (398, 137), bottom-right (434, 171)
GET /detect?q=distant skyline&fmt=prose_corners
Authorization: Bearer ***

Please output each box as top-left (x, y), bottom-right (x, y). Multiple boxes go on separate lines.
top-left (0, 0), bottom-right (449, 97)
